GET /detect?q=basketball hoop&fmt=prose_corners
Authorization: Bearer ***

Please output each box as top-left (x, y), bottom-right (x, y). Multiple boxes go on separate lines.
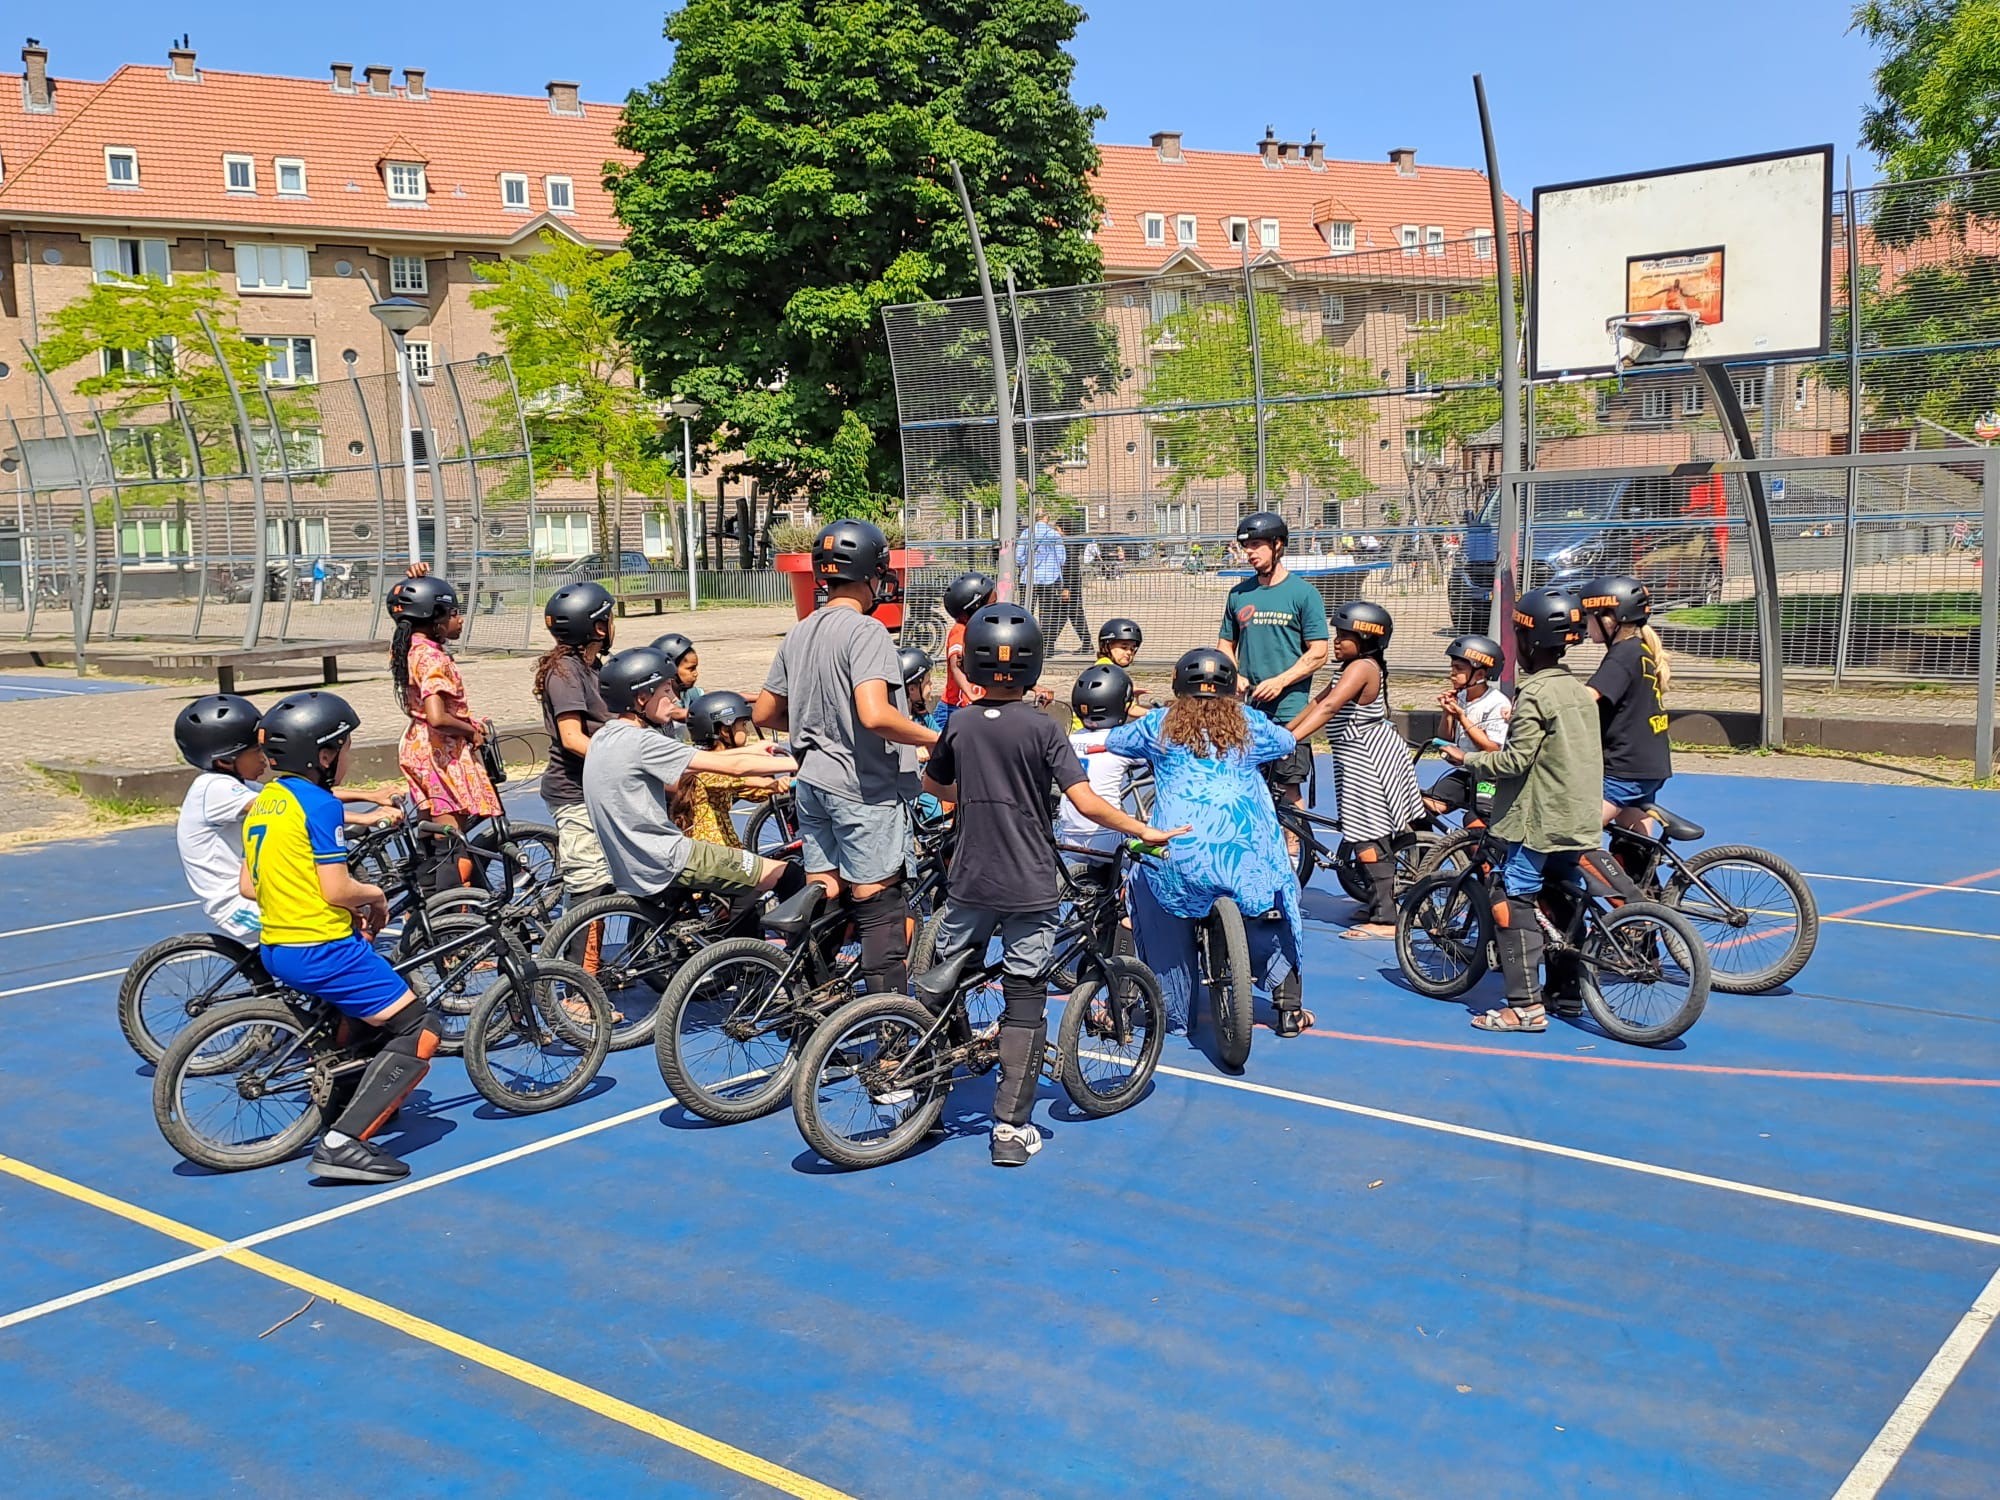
top-left (1606, 310), bottom-right (1702, 385)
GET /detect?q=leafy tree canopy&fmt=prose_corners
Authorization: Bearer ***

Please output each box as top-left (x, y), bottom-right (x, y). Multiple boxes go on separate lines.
top-left (1403, 282), bottom-right (1593, 453)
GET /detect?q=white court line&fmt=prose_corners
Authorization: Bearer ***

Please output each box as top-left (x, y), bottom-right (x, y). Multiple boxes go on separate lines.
top-left (0, 1095), bottom-right (674, 1332)
top-left (0, 683), bottom-right (87, 698)
top-left (1832, 1264), bottom-right (2000, 1499)
top-left (1805, 872), bottom-right (2000, 898)
top-left (0, 968), bottom-right (128, 999)
top-left (0, 901), bottom-right (197, 942)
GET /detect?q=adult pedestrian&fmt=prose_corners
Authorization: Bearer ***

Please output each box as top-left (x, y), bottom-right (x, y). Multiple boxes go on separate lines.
top-left (1015, 507), bottom-right (1065, 637)
top-left (311, 556), bottom-right (326, 606)
top-left (754, 520), bottom-right (938, 994)
top-left (1215, 510), bottom-right (1328, 829)
top-left (1048, 515), bottom-right (1093, 654)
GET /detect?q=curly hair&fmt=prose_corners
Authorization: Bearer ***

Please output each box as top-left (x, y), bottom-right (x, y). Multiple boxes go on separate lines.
top-left (532, 642), bottom-right (587, 704)
top-left (667, 771), bottom-right (701, 834)
top-left (1161, 695), bottom-right (1250, 757)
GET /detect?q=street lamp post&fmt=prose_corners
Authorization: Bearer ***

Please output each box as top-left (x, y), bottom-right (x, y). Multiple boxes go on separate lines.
top-left (668, 397), bottom-right (702, 611)
top-left (369, 294), bottom-right (433, 567)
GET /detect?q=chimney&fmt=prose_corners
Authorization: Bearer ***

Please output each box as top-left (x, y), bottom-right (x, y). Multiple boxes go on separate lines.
top-left (402, 67), bottom-right (426, 99)
top-left (546, 79), bottom-right (582, 117)
top-left (1279, 140), bottom-right (1301, 164)
top-left (1259, 125), bottom-right (1281, 168)
top-left (364, 64), bottom-right (393, 96)
top-left (1150, 129), bottom-right (1183, 164)
top-left (1305, 133), bottom-right (1326, 171)
top-left (167, 38), bottom-right (198, 83)
top-left (21, 41), bottom-right (51, 114)
top-left (331, 61), bottom-right (354, 93)
top-left (1388, 146), bottom-right (1418, 176)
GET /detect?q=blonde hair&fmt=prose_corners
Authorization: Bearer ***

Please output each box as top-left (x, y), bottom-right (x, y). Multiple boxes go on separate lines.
top-left (1634, 623), bottom-right (1672, 696)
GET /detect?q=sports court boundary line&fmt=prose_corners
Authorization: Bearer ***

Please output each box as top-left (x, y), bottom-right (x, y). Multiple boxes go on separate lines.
top-left (0, 901), bottom-right (196, 942)
top-left (0, 1149), bottom-right (849, 1500)
top-left (0, 968), bottom-right (129, 999)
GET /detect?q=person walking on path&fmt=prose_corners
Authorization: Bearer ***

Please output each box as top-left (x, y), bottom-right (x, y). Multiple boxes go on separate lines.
top-left (1214, 511), bottom-right (1328, 833)
top-left (1047, 515), bottom-right (1093, 654)
top-left (311, 556), bottom-right (326, 606)
top-left (1015, 507), bottom-right (1066, 637)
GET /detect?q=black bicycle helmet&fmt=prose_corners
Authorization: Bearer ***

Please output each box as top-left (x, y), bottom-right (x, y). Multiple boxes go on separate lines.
top-left (1172, 647), bottom-right (1238, 699)
top-left (258, 691), bottom-right (360, 783)
top-left (174, 693), bottom-right (263, 771)
top-left (961, 602), bottom-right (1044, 690)
top-left (897, 646), bottom-right (932, 685)
top-left (1446, 633), bottom-right (1503, 671)
top-left (1097, 617), bottom-right (1143, 648)
top-left (1331, 599), bottom-right (1394, 652)
top-left (599, 647), bottom-right (671, 714)
top-left (686, 689), bottom-right (753, 746)
top-left (386, 574), bottom-right (462, 623)
top-left (1579, 574), bottom-right (1653, 626)
top-left (941, 571), bottom-right (997, 623)
top-left (1071, 663), bottom-right (1134, 729)
top-left (543, 581), bottom-right (614, 646)
top-left (812, 519), bottom-right (891, 585)
top-left (1235, 510), bottom-right (1289, 547)
top-left (651, 632), bottom-right (696, 666)
top-left (1512, 588), bottom-right (1585, 653)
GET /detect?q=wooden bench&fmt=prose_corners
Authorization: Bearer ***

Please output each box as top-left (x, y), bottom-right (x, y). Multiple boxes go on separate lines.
top-left (613, 591), bottom-right (683, 618)
top-left (148, 642), bottom-right (356, 696)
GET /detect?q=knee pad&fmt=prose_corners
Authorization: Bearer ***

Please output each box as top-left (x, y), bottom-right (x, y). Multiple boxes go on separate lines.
top-left (379, 1001), bottom-right (443, 1062)
top-left (1000, 975), bottom-right (1047, 1026)
top-left (850, 886), bottom-right (910, 988)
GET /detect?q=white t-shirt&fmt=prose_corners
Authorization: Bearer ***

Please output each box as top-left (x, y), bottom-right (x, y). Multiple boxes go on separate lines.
top-left (1454, 687), bottom-right (1512, 753)
top-left (176, 772), bottom-right (262, 938)
top-left (1056, 731), bottom-right (1145, 853)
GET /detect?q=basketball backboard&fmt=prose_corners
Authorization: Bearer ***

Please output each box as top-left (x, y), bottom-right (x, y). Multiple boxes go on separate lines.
top-left (1529, 146), bottom-right (1834, 379)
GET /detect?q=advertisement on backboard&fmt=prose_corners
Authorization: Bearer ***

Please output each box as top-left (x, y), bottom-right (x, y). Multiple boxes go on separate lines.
top-left (1626, 248), bottom-right (1725, 327)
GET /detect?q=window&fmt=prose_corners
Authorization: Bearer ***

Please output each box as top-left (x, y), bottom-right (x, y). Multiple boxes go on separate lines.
top-left (1054, 435), bottom-right (1089, 468)
top-left (1794, 373), bottom-right (1809, 409)
top-left (1407, 291), bottom-right (1449, 328)
top-left (1426, 226), bottom-right (1445, 257)
top-left (544, 176), bottom-right (574, 213)
top-left (641, 511), bottom-right (681, 560)
top-left (247, 335), bottom-right (316, 385)
top-left (1399, 224), bottom-right (1419, 256)
top-left (500, 173), bottom-right (529, 210)
top-left (1405, 364), bottom-right (1436, 394)
top-left (1149, 287), bottom-right (1183, 323)
top-left (107, 427), bottom-right (191, 480)
top-left (1404, 426), bottom-right (1439, 464)
top-left (1640, 386), bottom-right (1671, 421)
top-left (1154, 501), bottom-right (1195, 534)
top-left (235, 243), bottom-right (310, 293)
top-left (1734, 374), bottom-right (1764, 410)
top-left (1226, 217), bottom-right (1248, 248)
top-left (275, 158), bottom-right (306, 196)
top-left (1470, 229), bottom-right (1493, 260)
top-left (533, 511), bottom-right (594, 560)
top-left (105, 147), bottom-right (138, 186)
top-left (1320, 293), bottom-right (1345, 325)
top-left (388, 255), bottom-right (428, 294)
top-left (405, 340), bottom-right (433, 382)
top-left (1176, 214), bottom-right (1197, 245)
top-left (1151, 432), bottom-right (1177, 470)
top-left (386, 162), bottom-right (427, 202)
top-left (1683, 385), bottom-right (1705, 416)
top-left (1259, 218), bottom-right (1280, 250)
top-left (224, 154), bottom-right (255, 193)
top-left (1142, 213), bottom-right (1164, 246)
top-left (117, 514), bottom-right (190, 565)
top-left (264, 516), bottom-right (330, 556)
top-left (101, 339), bottom-right (176, 379)
top-left (1325, 221), bottom-right (1354, 253)
top-left (92, 237), bottom-right (170, 284)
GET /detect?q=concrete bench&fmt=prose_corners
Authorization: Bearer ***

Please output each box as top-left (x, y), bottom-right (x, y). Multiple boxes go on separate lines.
top-left (613, 591), bottom-right (683, 618)
top-left (147, 642), bottom-right (357, 696)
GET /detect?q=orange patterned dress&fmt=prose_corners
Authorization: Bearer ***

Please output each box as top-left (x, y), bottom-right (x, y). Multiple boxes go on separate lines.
top-left (399, 634), bottom-right (501, 818)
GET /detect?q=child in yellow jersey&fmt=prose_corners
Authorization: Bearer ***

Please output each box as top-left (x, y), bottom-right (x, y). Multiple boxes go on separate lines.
top-left (243, 691), bottom-right (443, 1187)
top-left (669, 690), bottom-right (788, 850)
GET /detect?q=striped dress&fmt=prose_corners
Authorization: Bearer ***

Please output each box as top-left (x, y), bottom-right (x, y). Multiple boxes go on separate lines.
top-left (1323, 663), bottom-right (1424, 844)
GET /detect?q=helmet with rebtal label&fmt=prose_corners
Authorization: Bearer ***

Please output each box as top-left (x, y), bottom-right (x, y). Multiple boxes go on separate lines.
top-left (1579, 574), bottom-right (1652, 626)
top-left (1445, 633), bottom-right (1503, 671)
top-left (962, 603), bottom-right (1044, 690)
top-left (1331, 600), bottom-right (1394, 654)
top-left (1512, 588), bottom-right (1585, 653)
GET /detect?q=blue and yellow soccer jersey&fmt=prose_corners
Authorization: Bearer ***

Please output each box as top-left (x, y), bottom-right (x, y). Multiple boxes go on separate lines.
top-left (242, 776), bottom-right (355, 945)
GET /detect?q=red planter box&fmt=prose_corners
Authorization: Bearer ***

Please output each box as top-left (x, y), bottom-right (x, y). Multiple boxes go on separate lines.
top-left (774, 548), bottom-right (924, 630)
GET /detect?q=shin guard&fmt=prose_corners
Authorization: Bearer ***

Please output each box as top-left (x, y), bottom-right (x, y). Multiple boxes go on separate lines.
top-left (850, 885), bottom-right (911, 994)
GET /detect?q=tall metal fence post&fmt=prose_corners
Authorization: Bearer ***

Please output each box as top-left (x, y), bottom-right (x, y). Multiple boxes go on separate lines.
top-left (257, 375), bottom-right (302, 645)
top-left (1004, 268), bottom-right (1036, 509)
top-left (22, 344), bottom-right (99, 670)
top-left (84, 400), bottom-right (127, 636)
top-left (1836, 159), bottom-right (1864, 683)
top-left (7, 412), bottom-right (41, 639)
top-left (196, 312), bottom-right (269, 650)
top-left (443, 363), bottom-right (488, 644)
top-left (502, 356), bottom-right (541, 648)
top-left (1475, 74), bottom-right (1524, 677)
top-left (1979, 453), bottom-right (1999, 781)
top-left (344, 359), bottom-right (392, 641)
top-left (950, 160), bottom-right (1018, 599)
top-left (172, 397), bottom-right (213, 640)
top-left (1241, 237), bottom-right (1267, 508)
top-left (410, 375), bottom-right (449, 580)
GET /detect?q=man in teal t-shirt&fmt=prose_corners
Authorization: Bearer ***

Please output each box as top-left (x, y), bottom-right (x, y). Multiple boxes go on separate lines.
top-left (1217, 511), bottom-right (1329, 815)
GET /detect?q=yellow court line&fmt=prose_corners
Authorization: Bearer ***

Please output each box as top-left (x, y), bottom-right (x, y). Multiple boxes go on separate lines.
top-left (0, 1153), bottom-right (853, 1500)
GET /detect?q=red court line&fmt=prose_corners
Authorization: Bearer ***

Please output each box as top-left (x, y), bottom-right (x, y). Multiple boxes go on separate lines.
top-left (1709, 863), bottom-right (2000, 954)
top-left (1299, 1028), bottom-right (2000, 1087)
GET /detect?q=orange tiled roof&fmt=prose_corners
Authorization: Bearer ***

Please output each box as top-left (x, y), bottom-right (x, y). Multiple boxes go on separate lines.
top-left (0, 63), bottom-right (628, 246)
top-left (1092, 142), bottom-right (1528, 274)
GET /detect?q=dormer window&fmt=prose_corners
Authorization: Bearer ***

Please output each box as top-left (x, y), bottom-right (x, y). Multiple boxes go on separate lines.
top-left (386, 162), bottom-right (427, 203)
top-left (545, 176), bottom-right (575, 214)
top-left (105, 147), bottom-right (139, 187)
top-left (1259, 218), bottom-right (1280, 250)
top-left (1226, 217), bottom-right (1248, 248)
top-left (1176, 214), bottom-right (1197, 246)
top-left (275, 158), bottom-right (307, 196)
top-left (1143, 213), bottom-right (1164, 246)
top-left (1324, 221), bottom-right (1355, 254)
top-left (224, 154), bottom-right (255, 193)
top-left (501, 173), bottom-right (529, 210)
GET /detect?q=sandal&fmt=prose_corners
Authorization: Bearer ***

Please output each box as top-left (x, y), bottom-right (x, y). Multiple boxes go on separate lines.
top-left (563, 997), bottom-right (624, 1026)
top-left (1471, 1006), bottom-right (1547, 1033)
top-left (1341, 923), bottom-right (1396, 941)
top-left (1274, 1006), bottom-right (1317, 1038)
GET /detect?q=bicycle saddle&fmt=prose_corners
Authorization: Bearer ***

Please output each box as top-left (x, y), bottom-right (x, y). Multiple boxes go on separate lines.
top-left (762, 883), bottom-right (826, 938)
top-left (914, 948), bottom-right (981, 1009)
top-left (1643, 805), bottom-right (1705, 843)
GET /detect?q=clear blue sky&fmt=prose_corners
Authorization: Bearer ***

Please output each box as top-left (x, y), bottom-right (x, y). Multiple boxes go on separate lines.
top-left (30, 0), bottom-right (1883, 191)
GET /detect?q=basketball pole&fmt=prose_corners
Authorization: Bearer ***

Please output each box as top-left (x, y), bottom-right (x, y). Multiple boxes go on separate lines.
top-left (1698, 365), bottom-right (1786, 749)
top-left (1473, 74), bottom-right (1523, 679)
top-left (950, 160), bottom-right (1018, 602)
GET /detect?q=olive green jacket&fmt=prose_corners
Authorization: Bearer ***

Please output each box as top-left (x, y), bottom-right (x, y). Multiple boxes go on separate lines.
top-left (1461, 666), bottom-right (1604, 853)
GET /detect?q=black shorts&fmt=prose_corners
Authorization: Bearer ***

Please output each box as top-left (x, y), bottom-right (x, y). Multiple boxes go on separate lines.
top-left (1263, 741), bottom-right (1314, 790)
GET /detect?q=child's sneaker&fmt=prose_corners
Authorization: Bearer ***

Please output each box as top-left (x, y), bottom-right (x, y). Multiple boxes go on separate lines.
top-left (310, 1135), bottom-right (409, 1184)
top-left (989, 1122), bottom-right (1043, 1167)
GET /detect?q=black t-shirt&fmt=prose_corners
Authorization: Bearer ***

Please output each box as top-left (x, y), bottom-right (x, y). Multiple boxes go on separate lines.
top-left (927, 699), bottom-right (1086, 912)
top-left (1589, 636), bottom-right (1671, 781)
top-left (540, 653), bottom-right (609, 807)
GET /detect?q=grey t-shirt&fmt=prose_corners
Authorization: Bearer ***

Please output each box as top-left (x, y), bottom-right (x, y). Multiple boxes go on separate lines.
top-left (762, 605), bottom-right (920, 803)
top-left (580, 718), bottom-right (697, 895)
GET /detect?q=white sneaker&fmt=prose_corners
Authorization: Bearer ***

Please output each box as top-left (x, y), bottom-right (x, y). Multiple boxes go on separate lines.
top-left (990, 1122), bottom-right (1044, 1167)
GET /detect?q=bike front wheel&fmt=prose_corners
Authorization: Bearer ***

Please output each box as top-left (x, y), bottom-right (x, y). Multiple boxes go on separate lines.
top-left (153, 997), bottom-right (327, 1171)
top-left (1396, 876), bottom-right (1492, 999)
top-left (539, 893), bottom-right (684, 1050)
top-left (462, 960), bottom-right (612, 1114)
top-left (655, 938), bottom-right (807, 1123)
top-left (1057, 956), bottom-right (1166, 1116)
top-left (792, 994), bottom-right (948, 1170)
top-left (1579, 900), bottom-right (1711, 1047)
top-left (1200, 898), bottom-right (1254, 1071)
top-left (1665, 844), bottom-right (1817, 993)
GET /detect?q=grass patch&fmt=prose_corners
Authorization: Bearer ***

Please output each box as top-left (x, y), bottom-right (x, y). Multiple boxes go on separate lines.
top-left (1666, 592), bottom-right (1981, 633)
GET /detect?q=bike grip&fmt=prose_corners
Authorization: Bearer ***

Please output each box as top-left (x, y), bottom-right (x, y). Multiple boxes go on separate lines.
top-left (416, 820), bottom-right (457, 840)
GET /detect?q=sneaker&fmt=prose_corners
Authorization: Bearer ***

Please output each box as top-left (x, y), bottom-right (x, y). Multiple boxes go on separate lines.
top-left (990, 1122), bottom-right (1044, 1167)
top-left (310, 1136), bottom-right (410, 1184)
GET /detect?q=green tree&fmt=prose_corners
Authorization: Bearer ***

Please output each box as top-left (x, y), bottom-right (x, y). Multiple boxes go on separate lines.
top-left (609, 0), bottom-right (1109, 513)
top-left (1140, 290), bottom-right (1371, 501)
top-left (1403, 282), bottom-right (1593, 455)
top-left (471, 231), bottom-right (671, 566)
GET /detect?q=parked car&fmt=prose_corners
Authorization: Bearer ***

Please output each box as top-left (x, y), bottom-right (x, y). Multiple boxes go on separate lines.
top-left (560, 551), bottom-right (655, 582)
top-left (1449, 475), bottom-right (1727, 634)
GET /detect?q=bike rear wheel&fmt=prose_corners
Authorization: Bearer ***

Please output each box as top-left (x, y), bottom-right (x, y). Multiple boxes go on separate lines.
top-left (462, 961), bottom-right (612, 1114)
top-left (1665, 844), bottom-right (1817, 993)
top-left (1579, 900), bottom-right (1710, 1046)
top-left (1200, 898), bottom-right (1254, 1071)
top-left (742, 800), bottom-right (798, 861)
top-left (399, 913), bottom-right (509, 1058)
top-left (118, 932), bottom-right (269, 1066)
top-left (1395, 876), bottom-right (1492, 999)
top-left (1057, 956), bottom-right (1166, 1116)
top-left (153, 997), bottom-right (327, 1171)
top-left (539, 894), bottom-right (685, 1049)
top-left (655, 938), bottom-right (806, 1123)
top-left (793, 994), bottom-right (949, 1170)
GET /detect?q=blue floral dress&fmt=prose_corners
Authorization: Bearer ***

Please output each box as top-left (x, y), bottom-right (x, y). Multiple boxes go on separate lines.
top-left (1106, 707), bottom-right (1303, 1029)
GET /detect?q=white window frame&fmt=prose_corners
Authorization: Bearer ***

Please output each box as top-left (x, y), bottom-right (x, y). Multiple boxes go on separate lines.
top-left (1055, 435), bottom-right (1089, 469)
top-left (1258, 218), bottom-right (1280, 250)
top-left (1407, 291), bottom-right (1449, 328)
top-left (1399, 224), bottom-right (1419, 256)
top-left (1794, 373), bottom-right (1809, 410)
top-left (117, 513), bottom-right (192, 566)
top-left (532, 511), bottom-right (594, 561)
top-left (544, 175), bottom-right (575, 213)
top-left (386, 162), bottom-right (427, 203)
top-left (1226, 216), bottom-right (1249, 248)
top-left (1425, 225), bottom-right (1445, 257)
top-left (1406, 364), bottom-right (1436, 395)
top-left (1470, 228), bottom-right (1493, 260)
top-left (1325, 221), bottom-right (1355, 253)
top-left (105, 147), bottom-right (139, 187)
top-left (500, 172), bottom-right (529, 210)
top-left (405, 340), bottom-right (434, 383)
top-left (223, 154), bottom-right (256, 194)
top-left (1639, 386), bottom-right (1672, 421)
top-left (1734, 373), bottom-right (1765, 410)
top-left (101, 339), bottom-right (177, 379)
top-left (1404, 426), bottom-right (1438, 464)
top-left (264, 515), bottom-right (331, 557)
top-left (234, 243), bottom-right (311, 294)
top-left (1682, 385), bottom-right (1705, 416)
top-left (1151, 431), bottom-right (1177, 471)
top-left (274, 157), bottom-right (307, 196)
top-left (641, 511), bottom-right (678, 560)
top-left (1320, 293), bottom-right (1346, 325)
top-left (1176, 214), bottom-right (1197, 246)
top-left (1142, 213), bottom-right (1164, 246)
top-left (388, 255), bottom-right (428, 295)
top-left (246, 335), bottom-right (317, 385)
top-left (93, 236), bottom-right (170, 285)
